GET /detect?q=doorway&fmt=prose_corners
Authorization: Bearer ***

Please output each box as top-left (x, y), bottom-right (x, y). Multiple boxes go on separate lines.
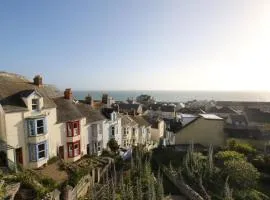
top-left (58, 146), bottom-right (64, 159)
top-left (87, 144), bottom-right (90, 155)
top-left (15, 147), bottom-right (23, 165)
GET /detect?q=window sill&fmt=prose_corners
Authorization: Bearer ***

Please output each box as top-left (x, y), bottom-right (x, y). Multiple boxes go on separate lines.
top-left (28, 133), bottom-right (47, 137)
top-left (28, 135), bottom-right (47, 144)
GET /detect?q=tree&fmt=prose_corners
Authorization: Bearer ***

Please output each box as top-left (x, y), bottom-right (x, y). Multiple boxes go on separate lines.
top-left (223, 159), bottom-right (260, 190)
top-left (107, 138), bottom-right (119, 153)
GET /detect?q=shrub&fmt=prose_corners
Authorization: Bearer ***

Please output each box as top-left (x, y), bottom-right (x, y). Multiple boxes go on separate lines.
top-left (227, 139), bottom-right (256, 155)
top-left (107, 138), bottom-right (119, 153)
top-left (223, 159), bottom-right (260, 190)
top-left (215, 151), bottom-right (246, 162)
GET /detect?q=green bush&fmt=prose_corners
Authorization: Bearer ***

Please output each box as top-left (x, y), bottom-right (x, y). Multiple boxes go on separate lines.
top-left (227, 139), bottom-right (256, 155)
top-left (107, 138), bottom-right (119, 153)
top-left (215, 151), bottom-right (246, 162)
top-left (223, 159), bottom-right (260, 190)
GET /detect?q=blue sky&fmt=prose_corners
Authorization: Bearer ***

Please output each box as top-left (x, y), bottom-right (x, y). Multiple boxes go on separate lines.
top-left (1, 0), bottom-right (270, 91)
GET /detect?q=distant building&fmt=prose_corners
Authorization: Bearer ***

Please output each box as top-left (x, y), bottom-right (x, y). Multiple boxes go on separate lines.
top-left (147, 104), bottom-right (176, 119)
top-left (136, 94), bottom-right (155, 105)
top-left (112, 103), bottom-right (143, 115)
top-left (216, 101), bottom-right (270, 112)
top-left (206, 106), bottom-right (238, 119)
top-left (143, 116), bottom-right (166, 144)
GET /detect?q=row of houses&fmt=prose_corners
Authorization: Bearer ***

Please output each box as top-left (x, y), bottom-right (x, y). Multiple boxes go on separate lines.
top-left (0, 72), bottom-right (164, 170)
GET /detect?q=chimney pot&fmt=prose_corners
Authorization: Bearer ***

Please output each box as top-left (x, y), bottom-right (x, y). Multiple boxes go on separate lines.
top-left (64, 88), bottom-right (72, 100)
top-left (33, 75), bottom-right (42, 87)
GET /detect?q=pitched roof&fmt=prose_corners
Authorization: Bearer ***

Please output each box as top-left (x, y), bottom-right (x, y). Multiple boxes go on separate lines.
top-left (199, 114), bottom-right (223, 120)
top-left (216, 101), bottom-right (270, 107)
top-left (113, 103), bottom-right (141, 112)
top-left (102, 108), bottom-right (115, 119)
top-left (131, 116), bottom-right (151, 127)
top-left (76, 104), bottom-right (106, 123)
top-left (121, 115), bottom-right (138, 127)
top-left (207, 106), bottom-right (236, 114)
top-left (149, 104), bottom-right (175, 112)
top-left (229, 114), bottom-right (248, 125)
top-left (0, 72), bottom-right (61, 113)
top-left (142, 116), bottom-right (160, 128)
top-left (53, 97), bottom-right (84, 123)
top-left (246, 108), bottom-right (270, 123)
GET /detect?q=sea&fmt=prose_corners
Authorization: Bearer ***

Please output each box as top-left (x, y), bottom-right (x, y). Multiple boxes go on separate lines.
top-left (73, 91), bottom-right (270, 102)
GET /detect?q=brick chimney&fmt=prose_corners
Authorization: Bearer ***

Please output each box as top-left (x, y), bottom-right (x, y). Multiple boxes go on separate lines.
top-left (64, 88), bottom-right (72, 100)
top-left (33, 75), bottom-right (42, 87)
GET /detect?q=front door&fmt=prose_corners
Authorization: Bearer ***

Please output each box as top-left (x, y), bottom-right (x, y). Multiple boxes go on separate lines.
top-left (58, 146), bottom-right (64, 159)
top-left (87, 144), bottom-right (90, 155)
top-left (15, 147), bottom-right (23, 165)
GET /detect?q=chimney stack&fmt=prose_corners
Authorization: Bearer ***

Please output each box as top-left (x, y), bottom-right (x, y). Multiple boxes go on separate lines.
top-left (85, 94), bottom-right (93, 107)
top-left (33, 75), bottom-right (43, 87)
top-left (64, 88), bottom-right (72, 100)
top-left (102, 94), bottom-right (108, 104)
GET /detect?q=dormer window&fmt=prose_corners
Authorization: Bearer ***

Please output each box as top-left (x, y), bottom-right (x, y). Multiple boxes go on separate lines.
top-left (32, 99), bottom-right (39, 110)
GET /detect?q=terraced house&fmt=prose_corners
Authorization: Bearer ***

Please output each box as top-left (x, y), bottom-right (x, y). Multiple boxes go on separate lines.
top-left (0, 72), bottom-right (125, 170)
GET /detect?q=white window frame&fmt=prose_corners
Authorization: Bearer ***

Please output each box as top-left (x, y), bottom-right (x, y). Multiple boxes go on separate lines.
top-left (32, 98), bottom-right (39, 111)
top-left (37, 143), bottom-right (46, 160)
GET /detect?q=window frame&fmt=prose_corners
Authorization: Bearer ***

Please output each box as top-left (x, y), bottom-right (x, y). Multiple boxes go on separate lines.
top-left (27, 118), bottom-right (47, 137)
top-left (31, 98), bottom-right (39, 111)
top-left (67, 141), bottom-right (81, 158)
top-left (66, 121), bottom-right (80, 137)
top-left (29, 141), bottom-right (48, 162)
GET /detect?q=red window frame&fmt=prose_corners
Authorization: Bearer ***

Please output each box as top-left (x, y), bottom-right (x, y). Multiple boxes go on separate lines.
top-left (67, 141), bottom-right (81, 158)
top-left (66, 121), bottom-right (80, 137)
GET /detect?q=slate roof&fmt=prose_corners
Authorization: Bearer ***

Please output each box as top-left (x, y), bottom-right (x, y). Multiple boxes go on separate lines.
top-left (76, 104), bottom-right (106, 123)
top-left (53, 97), bottom-right (84, 123)
top-left (207, 106), bottom-right (236, 114)
top-left (229, 114), bottom-right (248, 125)
top-left (199, 114), bottom-right (223, 120)
top-left (245, 108), bottom-right (270, 123)
top-left (177, 107), bottom-right (204, 114)
top-left (131, 116), bottom-right (151, 127)
top-left (142, 116), bottom-right (160, 129)
top-left (149, 104), bottom-right (175, 112)
top-left (216, 101), bottom-right (270, 107)
top-left (121, 115), bottom-right (138, 127)
top-left (102, 108), bottom-right (115, 119)
top-left (112, 103), bottom-right (141, 112)
top-left (0, 72), bottom-right (61, 113)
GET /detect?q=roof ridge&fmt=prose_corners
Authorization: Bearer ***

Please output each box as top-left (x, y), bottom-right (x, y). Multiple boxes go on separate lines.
top-left (0, 71), bottom-right (30, 81)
